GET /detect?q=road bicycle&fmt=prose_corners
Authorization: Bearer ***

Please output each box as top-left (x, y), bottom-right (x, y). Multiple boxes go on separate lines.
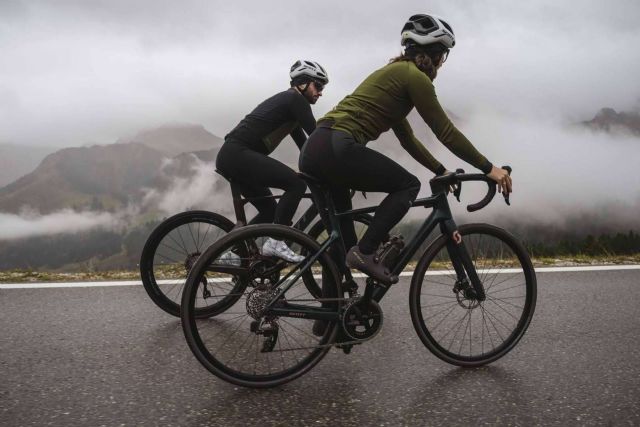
top-left (140, 171), bottom-right (372, 317)
top-left (180, 167), bottom-right (537, 387)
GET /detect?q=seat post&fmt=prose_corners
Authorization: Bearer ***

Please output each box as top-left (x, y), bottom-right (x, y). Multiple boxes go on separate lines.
top-left (230, 183), bottom-right (248, 226)
top-left (215, 169), bottom-right (247, 226)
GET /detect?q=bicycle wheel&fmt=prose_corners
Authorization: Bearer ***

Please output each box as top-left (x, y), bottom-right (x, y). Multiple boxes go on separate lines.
top-left (409, 223), bottom-right (536, 367)
top-left (303, 213), bottom-right (373, 297)
top-left (181, 224), bottom-right (342, 388)
top-left (140, 210), bottom-right (234, 317)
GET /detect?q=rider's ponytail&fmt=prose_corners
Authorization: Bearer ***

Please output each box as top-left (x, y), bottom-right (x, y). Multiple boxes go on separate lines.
top-left (389, 46), bottom-right (443, 81)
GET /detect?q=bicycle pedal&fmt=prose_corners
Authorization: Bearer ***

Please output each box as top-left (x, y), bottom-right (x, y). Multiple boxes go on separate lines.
top-left (341, 279), bottom-right (358, 294)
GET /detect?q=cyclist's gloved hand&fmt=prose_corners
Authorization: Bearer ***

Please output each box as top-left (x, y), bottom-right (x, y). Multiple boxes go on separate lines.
top-left (487, 165), bottom-right (512, 195)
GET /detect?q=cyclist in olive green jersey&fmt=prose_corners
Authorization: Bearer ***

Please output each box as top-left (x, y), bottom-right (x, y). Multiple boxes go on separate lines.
top-left (299, 14), bottom-right (512, 284)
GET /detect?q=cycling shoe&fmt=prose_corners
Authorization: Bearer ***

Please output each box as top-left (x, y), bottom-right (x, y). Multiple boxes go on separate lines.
top-left (345, 246), bottom-right (398, 285)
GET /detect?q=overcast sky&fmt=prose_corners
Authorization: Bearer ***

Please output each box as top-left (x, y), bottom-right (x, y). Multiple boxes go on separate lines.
top-left (1, 0), bottom-right (639, 147)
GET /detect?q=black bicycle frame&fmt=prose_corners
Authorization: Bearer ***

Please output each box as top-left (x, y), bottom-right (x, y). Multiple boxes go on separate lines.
top-left (266, 188), bottom-right (486, 322)
top-left (226, 179), bottom-right (366, 238)
top-left (333, 191), bottom-right (484, 302)
top-left (228, 180), bottom-right (317, 230)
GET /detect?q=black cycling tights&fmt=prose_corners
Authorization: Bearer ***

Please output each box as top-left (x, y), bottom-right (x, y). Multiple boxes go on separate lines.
top-left (299, 127), bottom-right (420, 254)
top-left (216, 140), bottom-right (306, 226)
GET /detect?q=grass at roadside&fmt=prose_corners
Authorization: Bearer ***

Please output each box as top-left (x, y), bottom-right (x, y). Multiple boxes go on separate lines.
top-left (2, 254), bottom-right (640, 284)
top-left (0, 270), bottom-right (141, 283)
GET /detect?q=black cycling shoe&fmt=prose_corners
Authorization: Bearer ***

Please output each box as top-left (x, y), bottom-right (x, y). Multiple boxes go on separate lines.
top-left (345, 246), bottom-right (398, 285)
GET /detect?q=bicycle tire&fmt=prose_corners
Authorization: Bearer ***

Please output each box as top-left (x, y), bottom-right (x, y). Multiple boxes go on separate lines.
top-left (181, 224), bottom-right (342, 388)
top-left (409, 223), bottom-right (536, 367)
top-left (140, 210), bottom-right (234, 317)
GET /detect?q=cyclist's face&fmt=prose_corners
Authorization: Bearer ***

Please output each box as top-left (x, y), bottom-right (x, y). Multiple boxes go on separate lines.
top-left (303, 81), bottom-right (323, 104)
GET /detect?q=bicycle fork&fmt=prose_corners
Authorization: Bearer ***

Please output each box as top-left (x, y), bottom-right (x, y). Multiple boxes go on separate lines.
top-left (441, 220), bottom-right (486, 301)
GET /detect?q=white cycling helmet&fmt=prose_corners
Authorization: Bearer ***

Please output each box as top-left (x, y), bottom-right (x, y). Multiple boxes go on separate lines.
top-left (289, 60), bottom-right (329, 85)
top-left (401, 14), bottom-right (455, 49)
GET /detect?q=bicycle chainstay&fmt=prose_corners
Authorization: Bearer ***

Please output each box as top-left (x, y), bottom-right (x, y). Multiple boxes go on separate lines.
top-left (262, 294), bottom-right (379, 353)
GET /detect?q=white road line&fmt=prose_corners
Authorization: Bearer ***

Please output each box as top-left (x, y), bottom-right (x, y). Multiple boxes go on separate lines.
top-left (1, 264), bottom-right (639, 289)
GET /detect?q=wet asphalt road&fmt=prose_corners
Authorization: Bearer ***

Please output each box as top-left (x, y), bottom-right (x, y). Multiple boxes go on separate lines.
top-left (1, 269), bottom-right (639, 426)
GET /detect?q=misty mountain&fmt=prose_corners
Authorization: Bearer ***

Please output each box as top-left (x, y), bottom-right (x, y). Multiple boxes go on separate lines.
top-left (582, 108), bottom-right (640, 135)
top-left (0, 143), bottom-right (167, 214)
top-left (0, 124), bottom-right (226, 215)
top-left (117, 123), bottom-right (223, 157)
top-left (0, 144), bottom-right (58, 187)
top-left (0, 123), bottom-right (229, 271)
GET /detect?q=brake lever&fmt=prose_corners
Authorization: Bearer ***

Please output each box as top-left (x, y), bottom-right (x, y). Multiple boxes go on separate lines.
top-left (502, 165), bottom-right (512, 206)
top-left (453, 168), bottom-right (464, 202)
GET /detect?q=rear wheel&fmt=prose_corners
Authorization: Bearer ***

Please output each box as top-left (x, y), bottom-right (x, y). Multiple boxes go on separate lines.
top-left (140, 211), bottom-right (234, 317)
top-left (181, 224), bottom-right (342, 388)
top-left (409, 223), bottom-right (536, 367)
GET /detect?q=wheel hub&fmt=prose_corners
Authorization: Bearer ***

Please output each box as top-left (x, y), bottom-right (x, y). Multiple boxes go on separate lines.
top-left (453, 279), bottom-right (481, 309)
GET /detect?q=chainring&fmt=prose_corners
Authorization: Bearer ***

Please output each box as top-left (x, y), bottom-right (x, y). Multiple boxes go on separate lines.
top-left (341, 298), bottom-right (383, 341)
top-left (248, 258), bottom-right (281, 288)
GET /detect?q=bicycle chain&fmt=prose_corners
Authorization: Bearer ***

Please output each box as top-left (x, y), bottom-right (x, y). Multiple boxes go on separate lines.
top-left (264, 294), bottom-right (379, 353)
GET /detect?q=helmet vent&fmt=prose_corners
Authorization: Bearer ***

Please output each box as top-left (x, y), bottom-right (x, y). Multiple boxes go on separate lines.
top-left (441, 21), bottom-right (454, 35)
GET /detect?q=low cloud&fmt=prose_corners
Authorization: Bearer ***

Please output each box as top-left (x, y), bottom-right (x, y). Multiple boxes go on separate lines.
top-left (387, 109), bottom-right (640, 229)
top-left (141, 155), bottom-right (233, 217)
top-left (0, 208), bottom-right (120, 240)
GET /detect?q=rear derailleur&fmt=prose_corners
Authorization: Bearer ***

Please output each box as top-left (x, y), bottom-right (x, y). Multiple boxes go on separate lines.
top-left (250, 318), bottom-right (279, 353)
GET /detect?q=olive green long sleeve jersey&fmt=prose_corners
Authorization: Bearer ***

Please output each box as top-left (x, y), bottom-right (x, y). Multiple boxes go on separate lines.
top-left (321, 61), bottom-right (493, 174)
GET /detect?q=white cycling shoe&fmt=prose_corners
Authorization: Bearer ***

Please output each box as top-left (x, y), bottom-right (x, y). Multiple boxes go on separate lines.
top-left (261, 238), bottom-right (305, 263)
top-left (218, 251), bottom-right (241, 266)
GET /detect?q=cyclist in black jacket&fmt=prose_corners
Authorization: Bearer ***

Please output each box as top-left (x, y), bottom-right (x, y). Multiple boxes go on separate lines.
top-left (216, 60), bottom-right (329, 262)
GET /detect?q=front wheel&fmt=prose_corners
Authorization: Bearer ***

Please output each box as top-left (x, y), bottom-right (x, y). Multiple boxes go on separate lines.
top-left (409, 223), bottom-right (536, 367)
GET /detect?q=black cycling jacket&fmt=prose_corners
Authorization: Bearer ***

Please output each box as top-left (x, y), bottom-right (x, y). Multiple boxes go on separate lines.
top-left (225, 88), bottom-right (316, 154)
